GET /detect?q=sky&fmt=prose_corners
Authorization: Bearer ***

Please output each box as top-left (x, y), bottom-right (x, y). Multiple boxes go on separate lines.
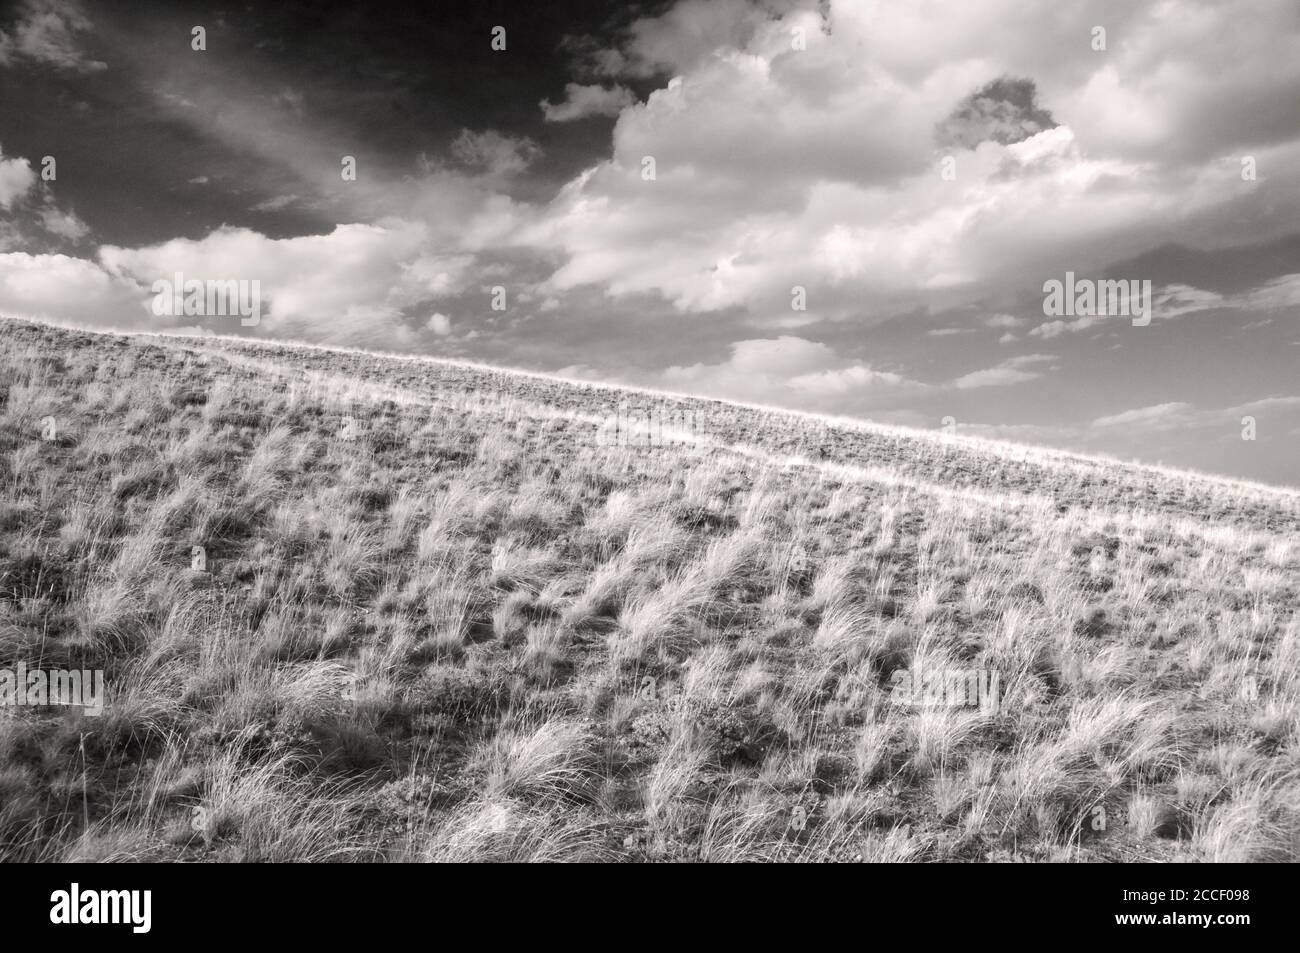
top-left (0, 0), bottom-right (1297, 486)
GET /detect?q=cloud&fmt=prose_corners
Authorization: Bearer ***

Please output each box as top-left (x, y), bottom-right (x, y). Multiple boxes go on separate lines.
top-left (658, 340), bottom-right (1054, 407)
top-left (950, 353), bottom-right (1056, 389)
top-left (541, 83), bottom-right (636, 121)
top-left (956, 420), bottom-right (1083, 445)
top-left (788, 364), bottom-right (917, 396)
top-left (530, 0), bottom-right (1300, 329)
top-left (0, 143), bottom-right (92, 246)
top-left (251, 194), bottom-right (299, 213)
top-left (447, 129), bottom-right (541, 177)
top-left (1026, 275), bottom-right (1300, 338)
top-left (1154, 284), bottom-right (1227, 319)
top-left (935, 76), bottom-right (1057, 149)
top-left (1149, 274), bottom-right (1300, 318)
top-left (0, 252), bottom-right (145, 326)
top-left (94, 222), bottom-right (472, 346)
top-left (1030, 314), bottom-right (1106, 339)
top-left (1092, 402), bottom-right (1196, 431)
top-left (38, 206), bottom-right (89, 241)
top-left (1092, 396), bottom-right (1300, 434)
top-left (427, 312), bottom-right (452, 336)
top-left (0, 0), bottom-right (106, 73)
top-left (1242, 273), bottom-right (1300, 312)
top-left (574, 0), bottom-right (779, 79)
top-left (660, 335), bottom-right (926, 411)
top-left (0, 148), bottom-right (35, 208)
top-left (132, 52), bottom-right (538, 255)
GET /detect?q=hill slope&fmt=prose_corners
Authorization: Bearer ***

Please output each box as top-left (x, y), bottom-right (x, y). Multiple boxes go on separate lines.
top-left (2, 317), bottom-right (1298, 861)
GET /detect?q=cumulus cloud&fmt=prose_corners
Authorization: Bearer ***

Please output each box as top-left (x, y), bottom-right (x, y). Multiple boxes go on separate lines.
top-left (571, 0), bottom-right (780, 79)
top-left (91, 222), bottom-right (472, 346)
top-left (0, 143), bottom-right (93, 247)
top-left (0, 148), bottom-right (35, 208)
top-left (0, 252), bottom-right (146, 326)
top-left (527, 0), bottom-right (1300, 328)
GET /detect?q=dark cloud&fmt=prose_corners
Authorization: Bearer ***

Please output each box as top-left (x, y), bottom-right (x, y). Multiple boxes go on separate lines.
top-left (936, 76), bottom-right (1057, 149)
top-left (1106, 234), bottom-right (1300, 297)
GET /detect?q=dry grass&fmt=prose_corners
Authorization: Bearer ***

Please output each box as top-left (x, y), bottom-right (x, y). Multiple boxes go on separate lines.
top-left (1, 316), bottom-right (1298, 862)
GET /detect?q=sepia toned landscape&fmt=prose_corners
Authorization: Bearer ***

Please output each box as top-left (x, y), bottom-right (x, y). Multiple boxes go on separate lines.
top-left (3, 316), bottom-right (1297, 862)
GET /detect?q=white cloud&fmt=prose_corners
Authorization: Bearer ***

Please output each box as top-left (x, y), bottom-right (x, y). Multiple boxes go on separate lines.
top-left (1091, 397), bottom-right (1300, 434)
top-left (527, 0), bottom-right (1300, 327)
top-left (0, 144), bottom-right (93, 244)
top-left (1030, 314), bottom-right (1106, 339)
top-left (0, 148), bottom-right (35, 208)
top-left (541, 83), bottom-right (636, 121)
top-left (0, 252), bottom-right (145, 326)
top-left (1026, 276), bottom-right (1300, 337)
top-left (39, 206), bottom-right (89, 241)
top-left (1154, 284), bottom-right (1227, 319)
top-left (1242, 274), bottom-right (1300, 312)
top-left (1093, 402), bottom-right (1196, 431)
top-left (427, 312), bottom-right (452, 336)
top-left (588, 0), bottom-right (786, 79)
top-left (251, 194), bottom-right (299, 213)
top-left (660, 335), bottom-right (926, 411)
top-left (648, 332), bottom-right (1060, 416)
top-left (788, 364), bottom-right (915, 395)
top-left (950, 353), bottom-right (1055, 389)
top-left (95, 221), bottom-right (470, 346)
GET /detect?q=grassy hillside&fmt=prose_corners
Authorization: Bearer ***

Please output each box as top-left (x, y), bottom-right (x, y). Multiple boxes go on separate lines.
top-left (2, 316), bottom-right (1298, 862)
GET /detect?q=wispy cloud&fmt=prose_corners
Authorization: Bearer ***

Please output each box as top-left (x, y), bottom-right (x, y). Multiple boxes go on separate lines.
top-left (0, 0), bottom-right (106, 73)
top-left (951, 354), bottom-right (1056, 389)
top-left (541, 83), bottom-right (635, 121)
